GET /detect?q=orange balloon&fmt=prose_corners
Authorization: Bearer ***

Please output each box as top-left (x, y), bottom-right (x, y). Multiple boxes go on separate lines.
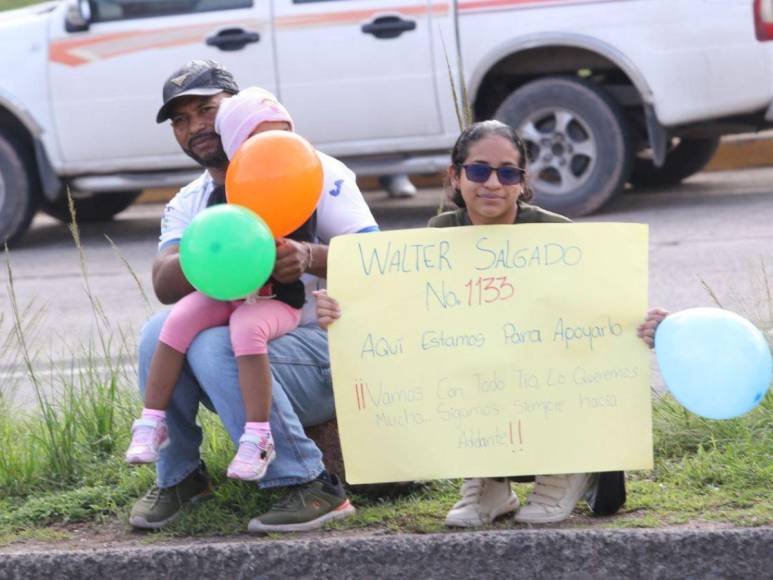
top-left (226, 130), bottom-right (323, 238)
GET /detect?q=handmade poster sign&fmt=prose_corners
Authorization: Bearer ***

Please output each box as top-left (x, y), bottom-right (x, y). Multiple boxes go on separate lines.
top-left (327, 223), bottom-right (652, 484)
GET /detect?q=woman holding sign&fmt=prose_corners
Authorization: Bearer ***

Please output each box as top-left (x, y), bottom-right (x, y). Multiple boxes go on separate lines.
top-left (316, 120), bottom-right (666, 526)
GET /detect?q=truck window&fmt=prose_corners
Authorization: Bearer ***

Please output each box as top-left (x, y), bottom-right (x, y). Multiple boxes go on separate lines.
top-left (89, 0), bottom-right (253, 23)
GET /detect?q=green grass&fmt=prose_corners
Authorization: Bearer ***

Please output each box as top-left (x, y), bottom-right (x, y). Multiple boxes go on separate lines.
top-left (0, 0), bottom-right (47, 11)
top-left (0, 390), bottom-right (770, 543)
top-left (0, 196), bottom-right (771, 546)
top-left (0, 321), bottom-right (770, 544)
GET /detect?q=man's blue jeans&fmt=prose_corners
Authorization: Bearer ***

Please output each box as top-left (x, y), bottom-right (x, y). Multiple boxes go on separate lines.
top-left (138, 310), bottom-right (335, 489)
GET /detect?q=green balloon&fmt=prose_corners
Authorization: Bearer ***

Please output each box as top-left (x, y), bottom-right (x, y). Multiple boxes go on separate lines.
top-left (180, 205), bottom-right (276, 301)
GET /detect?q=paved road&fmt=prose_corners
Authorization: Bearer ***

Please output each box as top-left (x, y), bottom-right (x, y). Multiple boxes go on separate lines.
top-left (2, 167), bottom-right (773, 407)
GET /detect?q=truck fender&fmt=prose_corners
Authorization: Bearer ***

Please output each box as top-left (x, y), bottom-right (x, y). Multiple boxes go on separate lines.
top-left (468, 32), bottom-right (655, 107)
top-left (33, 138), bottom-right (62, 201)
top-left (0, 91), bottom-right (62, 201)
top-left (468, 32), bottom-right (665, 158)
top-left (0, 90), bottom-right (43, 138)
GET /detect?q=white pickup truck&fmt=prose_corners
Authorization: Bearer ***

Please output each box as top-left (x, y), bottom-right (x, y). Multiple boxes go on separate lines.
top-left (1, 0), bottom-right (773, 243)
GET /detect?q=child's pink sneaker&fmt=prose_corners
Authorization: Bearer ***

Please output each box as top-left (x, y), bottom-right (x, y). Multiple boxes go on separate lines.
top-left (126, 417), bottom-right (170, 464)
top-left (227, 432), bottom-right (276, 481)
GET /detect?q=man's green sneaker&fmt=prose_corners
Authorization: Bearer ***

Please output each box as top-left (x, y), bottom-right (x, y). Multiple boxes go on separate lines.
top-left (248, 473), bottom-right (355, 533)
top-left (129, 465), bottom-right (213, 529)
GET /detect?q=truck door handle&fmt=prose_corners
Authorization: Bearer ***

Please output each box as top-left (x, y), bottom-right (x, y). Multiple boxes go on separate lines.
top-left (361, 16), bottom-right (416, 39)
top-left (206, 28), bottom-right (260, 51)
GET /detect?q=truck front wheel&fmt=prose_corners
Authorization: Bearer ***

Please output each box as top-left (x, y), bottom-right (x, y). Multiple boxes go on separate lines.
top-left (629, 137), bottom-right (720, 188)
top-left (0, 131), bottom-right (39, 245)
top-left (495, 77), bottom-right (633, 216)
top-left (42, 190), bottom-right (142, 223)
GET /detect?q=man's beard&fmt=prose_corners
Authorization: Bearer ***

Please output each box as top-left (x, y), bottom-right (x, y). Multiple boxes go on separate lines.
top-left (183, 132), bottom-right (229, 169)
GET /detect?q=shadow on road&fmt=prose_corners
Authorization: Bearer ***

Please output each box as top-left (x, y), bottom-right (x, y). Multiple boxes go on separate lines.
top-left (592, 187), bottom-right (773, 220)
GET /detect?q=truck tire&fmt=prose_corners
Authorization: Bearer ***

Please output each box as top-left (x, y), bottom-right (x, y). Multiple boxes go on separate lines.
top-left (42, 190), bottom-right (142, 223)
top-left (629, 137), bottom-right (720, 188)
top-left (494, 77), bottom-right (633, 216)
top-left (0, 131), bottom-right (38, 245)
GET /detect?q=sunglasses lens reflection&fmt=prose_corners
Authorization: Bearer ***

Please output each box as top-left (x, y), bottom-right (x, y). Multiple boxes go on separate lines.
top-left (465, 164), bottom-right (492, 182)
top-left (497, 167), bottom-right (522, 185)
top-left (464, 164), bottom-right (523, 185)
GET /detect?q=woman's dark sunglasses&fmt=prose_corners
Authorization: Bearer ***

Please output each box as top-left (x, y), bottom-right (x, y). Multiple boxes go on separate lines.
top-left (462, 163), bottom-right (524, 185)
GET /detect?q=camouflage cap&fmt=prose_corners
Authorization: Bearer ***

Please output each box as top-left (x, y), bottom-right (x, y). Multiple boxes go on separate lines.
top-left (156, 59), bottom-right (239, 123)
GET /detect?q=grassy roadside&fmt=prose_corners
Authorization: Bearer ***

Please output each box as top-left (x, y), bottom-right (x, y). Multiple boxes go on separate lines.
top-left (0, 0), bottom-right (45, 11)
top-left (0, 389), bottom-right (770, 546)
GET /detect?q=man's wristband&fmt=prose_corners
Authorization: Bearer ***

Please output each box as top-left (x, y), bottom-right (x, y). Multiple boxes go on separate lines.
top-left (302, 241), bottom-right (313, 272)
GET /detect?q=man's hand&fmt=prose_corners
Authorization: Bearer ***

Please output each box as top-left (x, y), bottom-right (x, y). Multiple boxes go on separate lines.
top-left (637, 307), bottom-right (670, 348)
top-left (273, 238), bottom-right (312, 283)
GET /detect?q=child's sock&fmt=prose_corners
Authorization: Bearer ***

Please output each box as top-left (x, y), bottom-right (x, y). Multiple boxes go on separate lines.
top-left (141, 408), bottom-right (166, 421)
top-left (245, 421), bottom-right (272, 444)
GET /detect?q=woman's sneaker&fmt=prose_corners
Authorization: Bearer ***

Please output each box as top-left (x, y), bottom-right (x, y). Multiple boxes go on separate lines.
top-left (125, 416), bottom-right (170, 464)
top-left (514, 473), bottom-right (595, 524)
top-left (445, 478), bottom-right (520, 528)
top-left (227, 432), bottom-right (276, 481)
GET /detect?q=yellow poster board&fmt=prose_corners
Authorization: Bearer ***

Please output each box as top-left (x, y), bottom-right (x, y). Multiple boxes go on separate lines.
top-left (327, 223), bottom-right (652, 484)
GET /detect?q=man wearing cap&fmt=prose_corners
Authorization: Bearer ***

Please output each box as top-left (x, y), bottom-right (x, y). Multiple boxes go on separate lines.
top-left (131, 60), bottom-right (379, 532)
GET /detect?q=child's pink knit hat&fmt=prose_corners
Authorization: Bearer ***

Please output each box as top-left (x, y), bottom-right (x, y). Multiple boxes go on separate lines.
top-left (215, 86), bottom-right (295, 160)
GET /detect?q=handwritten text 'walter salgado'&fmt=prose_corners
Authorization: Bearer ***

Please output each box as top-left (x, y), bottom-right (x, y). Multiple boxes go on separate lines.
top-left (356, 237), bottom-right (583, 276)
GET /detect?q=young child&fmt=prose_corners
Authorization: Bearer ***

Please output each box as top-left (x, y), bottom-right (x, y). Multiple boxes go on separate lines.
top-left (315, 120), bottom-right (668, 525)
top-left (126, 88), bottom-right (313, 482)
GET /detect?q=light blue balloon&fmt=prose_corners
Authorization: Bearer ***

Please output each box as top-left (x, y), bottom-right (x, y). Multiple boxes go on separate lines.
top-left (655, 307), bottom-right (772, 420)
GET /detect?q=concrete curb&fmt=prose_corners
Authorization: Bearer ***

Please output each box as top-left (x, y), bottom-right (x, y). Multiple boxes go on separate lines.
top-left (1, 527), bottom-right (771, 579)
top-left (705, 131), bottom-right (773, 172)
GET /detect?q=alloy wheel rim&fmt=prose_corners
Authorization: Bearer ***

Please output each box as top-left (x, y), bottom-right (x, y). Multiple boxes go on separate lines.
top-left (518, 107), bottom-right (597, 197)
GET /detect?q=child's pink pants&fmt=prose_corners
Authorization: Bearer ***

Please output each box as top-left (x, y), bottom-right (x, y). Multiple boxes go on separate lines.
top-left (159, 291), bottom-right (301, 357)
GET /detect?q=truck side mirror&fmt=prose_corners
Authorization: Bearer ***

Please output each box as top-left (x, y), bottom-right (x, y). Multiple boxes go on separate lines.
top-left (65, 0), bottom-right (92, 33)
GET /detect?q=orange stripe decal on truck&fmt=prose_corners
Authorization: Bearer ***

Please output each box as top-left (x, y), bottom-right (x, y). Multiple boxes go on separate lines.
top-left (48, 0), bottom-right (620, 68)
top-left (50, 19), bottom-right (263, 67)
top-left (48, 0), bottom-right (609, 67)
top-left (458, 0), bottom-right (623, 12)
top-left (275, 3), bottom-right (449, 29)
top-left (50, 30), bottom-right (140, 66)
top-left (51, 0), bottom-right (599, 68)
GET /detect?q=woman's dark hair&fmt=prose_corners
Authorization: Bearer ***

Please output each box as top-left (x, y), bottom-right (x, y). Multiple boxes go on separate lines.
top-left (447, 120), bottom-right (534, 207)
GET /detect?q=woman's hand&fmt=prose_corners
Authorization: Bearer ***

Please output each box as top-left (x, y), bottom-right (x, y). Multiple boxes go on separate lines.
top-left (637, 307), bottom-right (670, 348)
top-left (313, 289), bottom-right (341, 330)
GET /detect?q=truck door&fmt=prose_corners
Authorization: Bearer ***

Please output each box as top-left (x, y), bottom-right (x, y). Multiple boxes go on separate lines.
top-left (272, 0), bottom-right (442, 154)
top-left (47, 1), bottom-right (275, 171)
